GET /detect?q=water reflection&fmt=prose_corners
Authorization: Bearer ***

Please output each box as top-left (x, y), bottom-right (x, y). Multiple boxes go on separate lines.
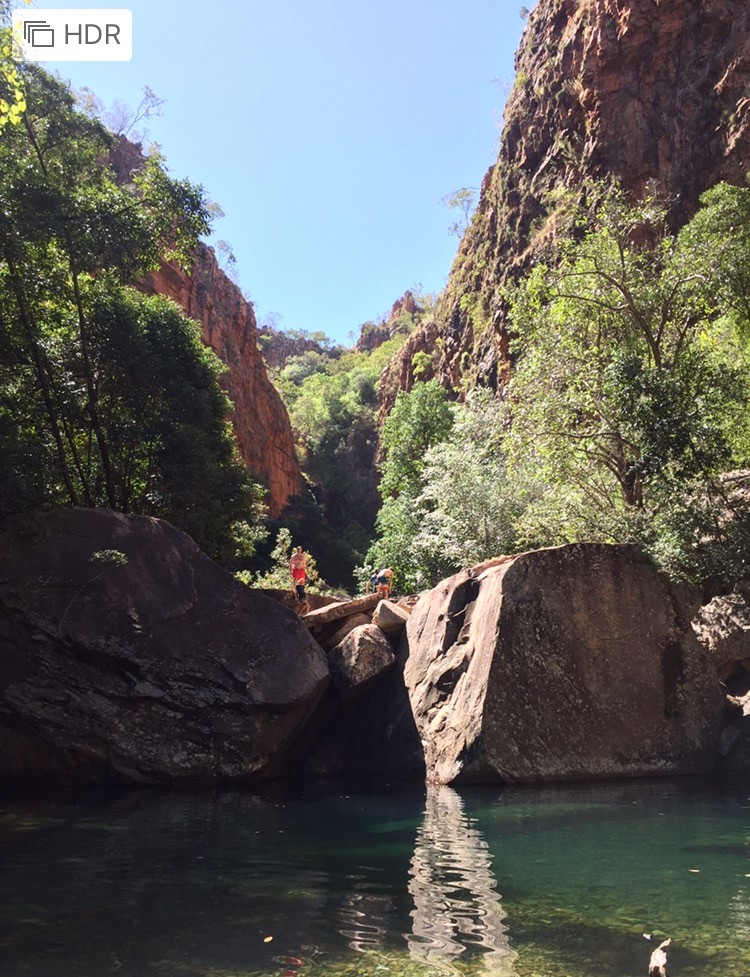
top-left (406, 787), bottom-right (518, 974)
top-left (338, 887), bottom-right (391, 952)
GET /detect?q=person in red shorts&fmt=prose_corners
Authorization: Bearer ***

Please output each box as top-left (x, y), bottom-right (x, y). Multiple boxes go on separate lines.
top-left (289, 546), bottom-right (308, 601)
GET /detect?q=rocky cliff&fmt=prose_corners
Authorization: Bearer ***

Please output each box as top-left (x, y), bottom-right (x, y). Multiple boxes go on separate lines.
top-left (356, 290), bottom-right (421, 354)
top-left (140, 245), bottom-right (301, 515)
top-left (257, 327), bottom-right (341, 371)
top-left (111, 136), bottom-right (301, 516)
top-left (381, 0), bottom-right (750, 406)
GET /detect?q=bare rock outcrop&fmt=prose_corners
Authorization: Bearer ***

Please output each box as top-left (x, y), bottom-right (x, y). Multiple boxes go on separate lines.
top-left (402, 544), bottom-right (723, 784)
top-left (693, 586), bottom-right (750, 684)
top-left (318, 613), bottom-right (373, 652)
top-left (694, 582), bottom-right (750, 773)
top-left (380, 0), bottom-right (750, 409)
top-left (140, 245), bottom-right (301, 515)
top-left (0, 508), bottom-right (328, 785)
top-left (372, 599), bottom-right (411, 637)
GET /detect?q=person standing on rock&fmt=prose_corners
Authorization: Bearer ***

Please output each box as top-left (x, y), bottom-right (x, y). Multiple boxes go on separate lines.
top-left (366, 568), bottom-right (379, 595)
top-left (290, 546), bottom-right (308, 602)
top-left (377, 567), bottom-right (394, 600)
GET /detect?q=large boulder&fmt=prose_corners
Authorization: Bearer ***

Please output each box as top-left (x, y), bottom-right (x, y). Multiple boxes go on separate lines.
top-left (327, 624), bottom-right (396, 701)
top-left (318, 613), bottom-right (372, 652)
top-left (372, 599), bottom-right (410, 636)
top-left (0, 508), bottom-right (329, 785)
top-left (693, 586), bottom-right (750, 685)
top-left (403, 544), bottom-right (724, 784)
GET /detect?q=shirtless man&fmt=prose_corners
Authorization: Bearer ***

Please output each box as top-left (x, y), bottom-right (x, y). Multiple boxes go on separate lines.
top-left (376, 567), bottom-right (394, 600)
top-left (289, 546), bottom-right (308, 601)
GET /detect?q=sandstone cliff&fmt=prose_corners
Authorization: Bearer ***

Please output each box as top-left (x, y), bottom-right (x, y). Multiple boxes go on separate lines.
top-left (111, 136), bottom-right (301, 516)
top-left (381, 0), bottom-right (750, 407)
top-left (257, 327), bottom-right (341, 371)
top-left (356, 290), bottom-right (421, 354)
top-left (140, 245), bottom-right (301, 515)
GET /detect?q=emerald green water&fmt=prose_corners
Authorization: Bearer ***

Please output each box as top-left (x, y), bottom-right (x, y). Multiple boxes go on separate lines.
top-left (1, 779), bottom-right (749, 977)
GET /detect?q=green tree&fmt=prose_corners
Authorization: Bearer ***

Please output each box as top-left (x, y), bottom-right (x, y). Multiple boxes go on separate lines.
top-left (0, 66), bottom-right (265, 561)
top-left (506, 186), bottom-right (750, 581)
top-left (0, 1), bottom-right (28, 132)
top-left (414, 388), bottom-right (535, 571)
top-left (378, 379), bottom-right (455, 498)
top-left (366, 380), bottom-right (455, 590)
top-left (441, 188), bottom-right (478, 238)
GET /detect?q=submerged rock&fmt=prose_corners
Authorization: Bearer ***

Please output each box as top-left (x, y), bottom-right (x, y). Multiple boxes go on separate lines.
top-left (0, 508), bottom-right (328, 785)
top-left (402, 544), bottom-right (723, 784)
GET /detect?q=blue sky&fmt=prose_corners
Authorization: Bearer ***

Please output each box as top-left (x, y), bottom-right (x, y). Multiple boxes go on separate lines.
top-left (21, 1), bottom-right (528, 343)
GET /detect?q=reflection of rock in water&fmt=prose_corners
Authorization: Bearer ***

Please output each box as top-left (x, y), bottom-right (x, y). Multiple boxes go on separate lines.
top-left (407, 787), bottom-right (518, 975)
top-left (338, 886), bottom-right (390, 953)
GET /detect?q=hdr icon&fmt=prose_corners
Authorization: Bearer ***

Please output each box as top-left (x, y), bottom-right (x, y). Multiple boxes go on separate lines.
top-left (65, 23), bottom-right (123, 46)
top-left (12, 9), bottom-right (132, 62)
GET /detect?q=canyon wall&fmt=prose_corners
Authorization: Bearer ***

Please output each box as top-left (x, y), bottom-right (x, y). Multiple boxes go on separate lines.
top-left (111, 137), bottom-right (301, 516)
top-left (381, 0), bottom-right (750, 407)
top-left (140, 245), bottom-right (301, 516)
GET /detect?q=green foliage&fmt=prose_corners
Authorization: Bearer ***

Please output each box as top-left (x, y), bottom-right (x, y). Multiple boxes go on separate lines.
top-left (0, 66), bottom-right (266, 562)
top-left (237, 527), bottom-right (340, 596)
top-left (365, 381), bottom-right (455, 591)
top-left (91, 549), bottom-right (128, 567)
top-left (413, 388), bottom-right (534, 570)
top-left (441, 187), bottom-right (478, 237)
top-left (0, 3), bottom-right (29, 132)
top-left (270, 332), bottom-right (415, 586)
top-left (363, 182), bottom-right (750, 591)
top-left (379, 379), bottom-right (454, 498)
top-left (411, 349), bottom-right (433, 378)
top-left (505, 184), bottom-right (750, 582)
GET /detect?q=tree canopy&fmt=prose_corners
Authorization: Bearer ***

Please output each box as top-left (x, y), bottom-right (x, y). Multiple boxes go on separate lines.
top-left (0, 66), bottom-right (265, 561)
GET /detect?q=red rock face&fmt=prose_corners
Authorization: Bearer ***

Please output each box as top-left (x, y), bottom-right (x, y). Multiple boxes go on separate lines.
top-left (140, 245), bottom-right (301, 515)
top-left (381, 0), bottom-right (750, 407)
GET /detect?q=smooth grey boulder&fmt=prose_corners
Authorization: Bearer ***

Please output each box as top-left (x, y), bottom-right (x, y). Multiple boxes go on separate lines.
top-left (0, 508), bottom-right (329, 785)
top-left (402, 544), bottom-right (724, 784)
top-left (327, 624), bottom-right (396, 701)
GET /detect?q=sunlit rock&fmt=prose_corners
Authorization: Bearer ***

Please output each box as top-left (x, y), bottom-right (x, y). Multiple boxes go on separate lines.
top-left (402, 544), bottom-right (723, 784)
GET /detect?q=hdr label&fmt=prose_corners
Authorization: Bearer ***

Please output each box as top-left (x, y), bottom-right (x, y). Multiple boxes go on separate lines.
top-left (12, 9), bottom-right (132, 62)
